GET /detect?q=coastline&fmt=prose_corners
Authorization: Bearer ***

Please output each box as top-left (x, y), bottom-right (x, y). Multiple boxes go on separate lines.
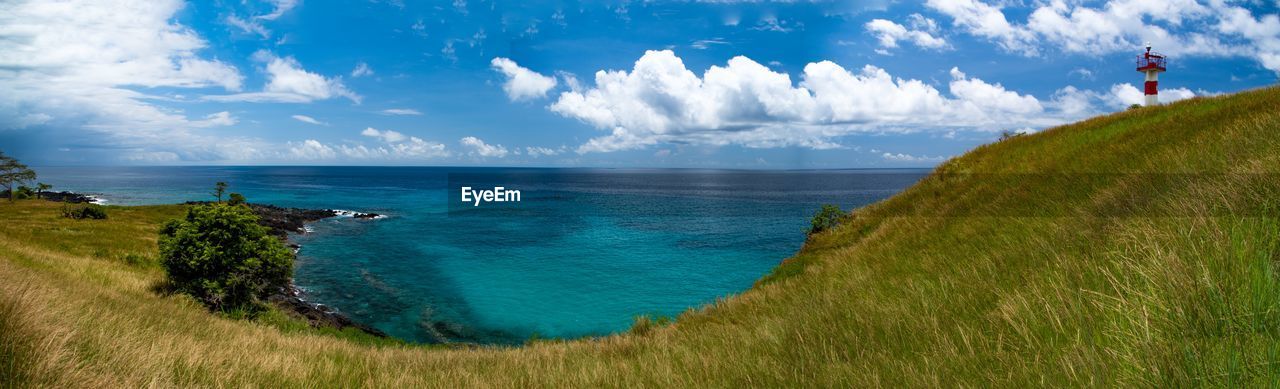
top-left (183, 201), bottom-right (389, 338)
top-left (48, 194), bottom-right (391, 339)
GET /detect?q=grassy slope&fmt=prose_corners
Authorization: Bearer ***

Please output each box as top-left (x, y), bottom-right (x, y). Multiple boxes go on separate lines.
top-left (2, 87), bottom-right (1279, 387)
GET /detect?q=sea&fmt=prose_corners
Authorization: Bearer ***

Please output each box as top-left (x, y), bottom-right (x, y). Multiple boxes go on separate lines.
top-left (33, 166), bottom-right (929, 344)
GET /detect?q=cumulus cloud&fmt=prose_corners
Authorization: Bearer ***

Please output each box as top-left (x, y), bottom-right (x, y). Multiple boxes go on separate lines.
top-left (287, 139), bottom-right (337, 160)
top-left (460, 136), bottom-right (509, 157)
top-left (1107, 83), bottom-right (1198, 107)
top-left (287, 128), bottom-right (450, 161)
top-left (0, 0), bottom-right (255, 161)
top-left (291, 114), bottom-right (327, 125)
top-left (547, 50), bottom-right (1066, 154)
top-left (380, 108), bottom-right (422, 115)
top-left (206, 51), bottom-right (360, 103)
top-left (924, 0), bottom-right (1037, 52)
top-left (924, 0), bottom-right (1280, 73)
top-left (490, 57), bottom-right (558, 101)
top-left (866, 15), bottom-right (949, 51)
top-left (361, 127), bottom-right (407, 143)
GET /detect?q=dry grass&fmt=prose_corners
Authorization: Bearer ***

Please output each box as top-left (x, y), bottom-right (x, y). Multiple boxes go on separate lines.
top-left (2, 86), bottom-right (1279, 387)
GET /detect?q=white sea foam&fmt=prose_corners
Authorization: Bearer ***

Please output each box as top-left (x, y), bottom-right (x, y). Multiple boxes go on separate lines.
top-left (87, 195), bottom-right (108, 205)
top-left (330, 209), bottom-right (388, 219)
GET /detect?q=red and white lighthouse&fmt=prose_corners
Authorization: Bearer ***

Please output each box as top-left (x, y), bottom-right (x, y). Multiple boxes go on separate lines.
top-left (1136, 43), bottom-right (1167, 106)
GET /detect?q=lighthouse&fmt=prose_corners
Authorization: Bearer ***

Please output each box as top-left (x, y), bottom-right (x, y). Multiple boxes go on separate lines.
top-left (1136, 43), bottom-right (1167, 106)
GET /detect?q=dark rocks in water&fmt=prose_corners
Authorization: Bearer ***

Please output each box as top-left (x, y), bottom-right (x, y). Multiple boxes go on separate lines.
top-left (0, 190), bottom-right (97, 203)
top-left (353, 212), bottom-right (381, 219)
top-left (267, 285), bottom-right (388, 338)
top-left (43, 191), bottom-right (97, 203)
top-left (184, 201), bottom-right (338, 239)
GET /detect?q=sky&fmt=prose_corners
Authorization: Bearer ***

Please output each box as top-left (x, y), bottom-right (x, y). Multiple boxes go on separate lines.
top-left (0, 0), bottom-right (1277, 168)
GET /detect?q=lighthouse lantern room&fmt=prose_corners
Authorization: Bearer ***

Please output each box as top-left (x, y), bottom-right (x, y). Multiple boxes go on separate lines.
top-left (1136, 43), bottom-right (1167, 106)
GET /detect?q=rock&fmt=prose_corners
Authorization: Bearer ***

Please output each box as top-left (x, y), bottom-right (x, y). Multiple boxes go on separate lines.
top-left (267, 285), bottom-right (389, 338)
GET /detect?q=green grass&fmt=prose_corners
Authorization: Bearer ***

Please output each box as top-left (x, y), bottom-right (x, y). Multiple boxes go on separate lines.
top-left (2, 86), bottom-right (1280, 386)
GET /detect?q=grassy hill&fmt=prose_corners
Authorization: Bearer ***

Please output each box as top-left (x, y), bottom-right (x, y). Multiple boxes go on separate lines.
top-left (2, 86), bottom-right (1279, 387)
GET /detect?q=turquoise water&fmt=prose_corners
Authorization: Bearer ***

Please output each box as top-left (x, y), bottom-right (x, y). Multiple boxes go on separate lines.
top-left (34, 166), bottom-right (928, 344)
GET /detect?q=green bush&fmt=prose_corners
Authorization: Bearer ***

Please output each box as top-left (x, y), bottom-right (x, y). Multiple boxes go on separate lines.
top-left (61, 204), bottom-right (108, 220)
top-left (13, 185), bottom-right (33, 200)
top-left (159, 203), bottom-right (293, 312)
top-left (227, 192), bottom-right (247, 206)
top-left (808, 204), bottom-right (844, 235)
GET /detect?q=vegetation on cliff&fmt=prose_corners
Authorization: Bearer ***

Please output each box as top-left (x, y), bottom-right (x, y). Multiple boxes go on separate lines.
top-left (1, 87), bottom-right (1279, 386)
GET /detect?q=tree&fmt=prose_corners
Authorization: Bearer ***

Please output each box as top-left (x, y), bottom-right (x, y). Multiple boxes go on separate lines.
top-left (159, 203), bottom-right (293, 312)
top-left (212, 181), bottom-right (228, 202)
top-left (36, 182), bottom-right (51, 199)
top-left (809, 204), bottom-right (845, 235)
top-left (0, 151), bottom-right (36, 202)
top-left (227, 192), bottom-right (246, 206)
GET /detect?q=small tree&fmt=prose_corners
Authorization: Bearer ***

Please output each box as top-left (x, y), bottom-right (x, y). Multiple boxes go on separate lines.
top-left (0, 151), bottom-right (36, 202)
top-left (227, 192), bottom-right (246, 206)
top-left (809, 204), bottom-right (844, 235)
top-left (159, 203), bottom-right (293, 312)
top-left (212, 182), bottom-right (228, 202)
top-left (35, 182), bottom-right (51, 199)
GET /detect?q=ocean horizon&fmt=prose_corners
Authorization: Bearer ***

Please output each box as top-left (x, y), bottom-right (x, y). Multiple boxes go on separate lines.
top-left (34, 166), bottom-right (929, 344)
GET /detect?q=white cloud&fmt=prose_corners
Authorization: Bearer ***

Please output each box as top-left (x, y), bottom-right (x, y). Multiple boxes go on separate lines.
top-left (460, 136), bottom-right (509, 158)
top-left (287, 139), bottom-right (337, 160)
top-left (547, 50), bottom-right (1062, 154)
top-left (924, 0), bottom-right (1037, 53)
top-left (206, 51), bottom-right (360, 103)
top-left (361, 127), bottom-right (407, 143)
top-left (291, 114), bottom-right (327, 125)
top-left (198, 111), bottom-right (238, 127)
top-left (948, 67), bottom-right (1043, 116)
top-left (490, 57), bottom-right (558, 101)
top-left (525, 146), bottom-right (562, 157)
top-left (380, 108), bottom-right (423, 115)
top-left (924, 0), bottom-right (1280, 73)
top-left (257, 0), bottom-right (299, 21)
top-left (753, 16), bottom-right (796, 32)
top-left (0, 0), bottom-right (252, 161)
top-left (287, 127), bottom-right (450, 161)
top-left (1107, 83), bottom-right (1197, 107)
top-left (881, 152), bottom-right (949, 163)
top-left (227, 15), bottom-right (270, 39)
top-left (866, 16), bottom-right (949, 51)
top-left (351, 62), bottom-right (374, 77)
top-left (691, 38), bottom-right (730, 50)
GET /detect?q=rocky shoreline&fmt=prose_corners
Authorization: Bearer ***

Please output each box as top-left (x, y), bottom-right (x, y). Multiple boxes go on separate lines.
top-left (36, 193), bottom-right (390, 338)
top-left (223, 202), bottom-right (387, 337)
top-left (268, 284), bottom-right (389, 337)
top-left (1, 190), bottom-right (99, 203)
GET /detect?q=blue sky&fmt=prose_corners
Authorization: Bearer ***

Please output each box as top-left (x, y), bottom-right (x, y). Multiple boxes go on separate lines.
top-left (0, 0), bottom-right (1276, 168)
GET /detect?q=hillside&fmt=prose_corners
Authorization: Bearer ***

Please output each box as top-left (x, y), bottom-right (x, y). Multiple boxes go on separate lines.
top-left (2, 86), bottom-right (1279, 386)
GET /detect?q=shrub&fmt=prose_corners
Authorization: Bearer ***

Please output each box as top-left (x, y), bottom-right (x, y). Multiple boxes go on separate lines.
top-left (809, 204), bottom-right (844, 235)
top-left (61, 204), bottom-right (107, 220)
top-left (227, 192), bottom-right (247, 206)
top-left (159, 203), bottom-right (293, 312)
top-left (13, 185), bottom-right (33, 200)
